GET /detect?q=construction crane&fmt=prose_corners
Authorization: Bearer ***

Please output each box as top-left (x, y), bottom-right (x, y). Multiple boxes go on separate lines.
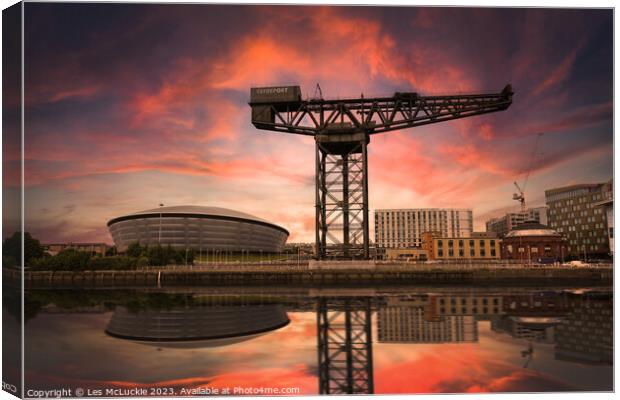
top-left (249, 84), bottom-right (514, 259)
top-left (512, 132), bottom-right (544, 212)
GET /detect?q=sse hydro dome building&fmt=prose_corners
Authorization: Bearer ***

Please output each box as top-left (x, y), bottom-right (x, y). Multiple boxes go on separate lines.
top-left (107, 206), bottom-right (288, 253)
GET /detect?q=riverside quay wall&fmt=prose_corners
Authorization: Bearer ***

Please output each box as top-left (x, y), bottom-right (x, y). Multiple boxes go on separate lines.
top-left (5, 263), bottom-right (612, 288)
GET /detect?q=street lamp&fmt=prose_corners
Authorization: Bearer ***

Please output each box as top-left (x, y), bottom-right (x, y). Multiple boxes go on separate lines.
top-left (158, 203), bottom-right (164, 245)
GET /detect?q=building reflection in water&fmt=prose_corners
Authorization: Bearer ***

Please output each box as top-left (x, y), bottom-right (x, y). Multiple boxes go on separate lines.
top-left (490, 290), bottom-right (613, 366)
top-left (105, 303), bottom-right (290, 348)
top-left (491, 316), bottom-right (562, 343)
top-left (554, 292), bottom-right (613, 365)
top-left (377, 294), bottom-right (504, 344)
top-left (97, 289), bottom-right (612, 395)
top-left (104, 295), bottom-right (378, 395)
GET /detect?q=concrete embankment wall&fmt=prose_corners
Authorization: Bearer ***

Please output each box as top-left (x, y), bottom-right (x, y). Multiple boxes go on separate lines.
top-left (5, 266), bottom-right (612, 288)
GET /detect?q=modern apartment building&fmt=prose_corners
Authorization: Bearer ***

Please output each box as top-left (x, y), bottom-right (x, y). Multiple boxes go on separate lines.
top-left (545, 181), bottom-right (611, 257)
top-left (374, 208), bottom-right (473, 248)
top-left (594, 182), bottom-right (614, 256)
top-left (485, 206), bottom-right (548, 238)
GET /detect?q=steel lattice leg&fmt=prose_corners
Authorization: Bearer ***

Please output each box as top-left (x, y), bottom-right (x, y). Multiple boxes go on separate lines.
top-left (315, 136), bottom-right (369, 259)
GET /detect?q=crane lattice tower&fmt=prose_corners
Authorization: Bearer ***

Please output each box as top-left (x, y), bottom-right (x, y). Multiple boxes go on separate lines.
top-left (249, 84), bottom-right (514, 259)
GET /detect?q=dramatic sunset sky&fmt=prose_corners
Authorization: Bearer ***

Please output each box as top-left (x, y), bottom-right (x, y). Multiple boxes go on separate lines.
top-left (8, 4), bottom-right (613, 243)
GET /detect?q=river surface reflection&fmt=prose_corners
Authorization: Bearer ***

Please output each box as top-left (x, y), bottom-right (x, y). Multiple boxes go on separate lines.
top-left (12, 286), bottom-right (612, 395)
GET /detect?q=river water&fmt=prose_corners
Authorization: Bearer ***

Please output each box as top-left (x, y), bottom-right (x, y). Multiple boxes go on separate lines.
top-left (6, 285), bottom-right (613, 395)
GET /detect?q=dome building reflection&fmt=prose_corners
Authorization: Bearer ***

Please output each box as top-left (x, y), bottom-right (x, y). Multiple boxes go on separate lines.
top-left (105, 304), bottom-right (290, 349)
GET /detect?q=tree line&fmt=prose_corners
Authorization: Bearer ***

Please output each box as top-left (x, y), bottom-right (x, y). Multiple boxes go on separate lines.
top-left (2, 232), bottom-right (194, 271)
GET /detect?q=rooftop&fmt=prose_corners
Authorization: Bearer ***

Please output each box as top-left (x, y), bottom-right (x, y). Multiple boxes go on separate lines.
top-left (107, 205), bottom-right (288, 234)
top-left (504, 222), bottom-right (561, 238)
top-left (544, 183), bottom-right (603, 196)
top-left (125, 205), bottom-right (270, 223)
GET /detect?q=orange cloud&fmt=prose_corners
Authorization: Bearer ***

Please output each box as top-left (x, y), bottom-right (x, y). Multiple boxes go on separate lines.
top-left (49, 84), bottom-right (103, 102)
top-left (374, 343), bottom-right (573, 394)
top-left (438, 143), bottom-right (513, 178)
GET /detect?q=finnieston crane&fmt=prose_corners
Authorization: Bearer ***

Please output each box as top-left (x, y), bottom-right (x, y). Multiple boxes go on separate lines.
top-left (513, 132), bottom-right (544, 212)
top-left (249, 84), bottom-right (514, 260)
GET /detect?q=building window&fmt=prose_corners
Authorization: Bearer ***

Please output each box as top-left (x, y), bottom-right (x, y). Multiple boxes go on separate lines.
top-left (448, 249), bottom-right (454, 257)
top-left (480, 249), bottom-right (486, 257)
top-left (438, 249), bottom-right (443, 257)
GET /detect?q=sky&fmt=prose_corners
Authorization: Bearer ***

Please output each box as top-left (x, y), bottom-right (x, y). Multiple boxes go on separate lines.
top-left (3, 4), bottom-right (613, 243)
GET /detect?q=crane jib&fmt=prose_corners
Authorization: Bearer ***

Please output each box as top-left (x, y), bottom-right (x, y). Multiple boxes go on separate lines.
top-left (249, 85), bottom-right (513, 135)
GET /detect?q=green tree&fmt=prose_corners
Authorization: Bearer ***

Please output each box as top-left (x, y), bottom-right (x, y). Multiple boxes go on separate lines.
top-left (2, 231), bottom-right (45, 267)
top-left (136, 256), bottom-right (149, 268)
top-left (126, 242), bottom-right (144, 258)
top-left (30, 249), bottom-right (91, 271)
